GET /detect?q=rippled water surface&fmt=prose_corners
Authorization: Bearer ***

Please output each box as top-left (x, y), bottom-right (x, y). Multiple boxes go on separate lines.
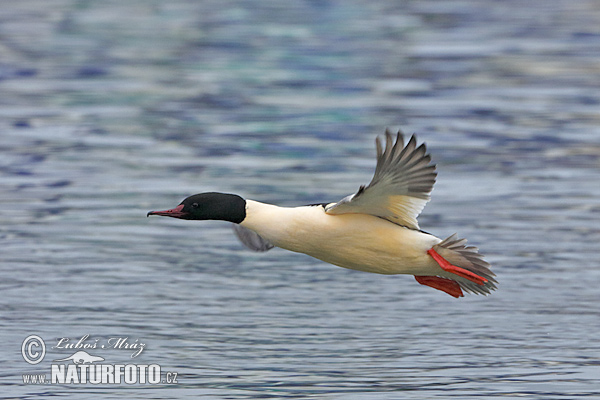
top-left (2, 1), bottom-right (599, 398)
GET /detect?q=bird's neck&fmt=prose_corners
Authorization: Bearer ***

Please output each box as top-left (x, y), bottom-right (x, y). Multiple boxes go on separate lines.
top-left (240, 200), bottom-right (320, 249)
top-left (241, 200), bottom-right (290, 233)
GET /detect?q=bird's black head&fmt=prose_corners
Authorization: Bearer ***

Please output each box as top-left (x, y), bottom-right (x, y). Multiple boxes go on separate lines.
top-left (147, 192), bottom-right (246, 223)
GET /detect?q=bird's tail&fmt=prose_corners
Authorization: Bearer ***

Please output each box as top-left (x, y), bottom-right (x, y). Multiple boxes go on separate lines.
top-left (432, 234), bottom-right (497, 295)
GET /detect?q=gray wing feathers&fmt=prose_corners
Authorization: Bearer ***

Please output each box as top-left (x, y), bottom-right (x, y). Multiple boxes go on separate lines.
top-left (325, 129), bottom-right (437, 229)
top-left (372, 130), bottom-right (436, 200)
top-left (233, 225), bottom-right (274, 252)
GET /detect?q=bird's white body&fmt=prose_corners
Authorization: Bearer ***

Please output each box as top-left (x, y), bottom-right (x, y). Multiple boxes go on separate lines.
top-left (149, 130), bottom-right (496, 297)
top-left (241, 200), bottom-right (442, 275)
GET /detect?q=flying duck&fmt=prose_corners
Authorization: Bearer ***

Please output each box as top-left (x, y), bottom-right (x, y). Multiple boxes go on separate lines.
top-left (148, 130), bottom-right (497, 298)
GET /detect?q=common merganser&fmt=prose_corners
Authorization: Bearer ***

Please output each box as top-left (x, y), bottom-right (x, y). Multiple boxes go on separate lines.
top-left (148, 130), bottom-right (497, 298)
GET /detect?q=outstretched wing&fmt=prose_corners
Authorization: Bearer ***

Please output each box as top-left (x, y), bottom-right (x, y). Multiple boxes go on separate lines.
top-left (324, 129), bottom-right (436, 229)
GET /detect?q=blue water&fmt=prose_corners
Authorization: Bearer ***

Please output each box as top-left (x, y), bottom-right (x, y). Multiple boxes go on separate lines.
top-left (1, 1), bottom-right (599, 398)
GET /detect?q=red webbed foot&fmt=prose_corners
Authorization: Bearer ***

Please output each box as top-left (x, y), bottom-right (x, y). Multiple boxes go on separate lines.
top-left (414, 275), bottom-right (464, 298)
top-left (427, 248), bottom-right (487, 286)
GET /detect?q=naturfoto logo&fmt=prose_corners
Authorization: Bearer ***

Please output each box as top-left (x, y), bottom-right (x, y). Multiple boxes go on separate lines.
top-left (21, 335), bottom-right (179, 385)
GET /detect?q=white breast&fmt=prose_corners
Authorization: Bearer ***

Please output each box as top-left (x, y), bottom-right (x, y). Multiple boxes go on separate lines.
top-left (240, 200), bottom-right (441, 275)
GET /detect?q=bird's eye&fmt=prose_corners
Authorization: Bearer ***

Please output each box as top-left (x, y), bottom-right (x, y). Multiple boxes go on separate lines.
top-left (192, 203), bottom-right (199, 209)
